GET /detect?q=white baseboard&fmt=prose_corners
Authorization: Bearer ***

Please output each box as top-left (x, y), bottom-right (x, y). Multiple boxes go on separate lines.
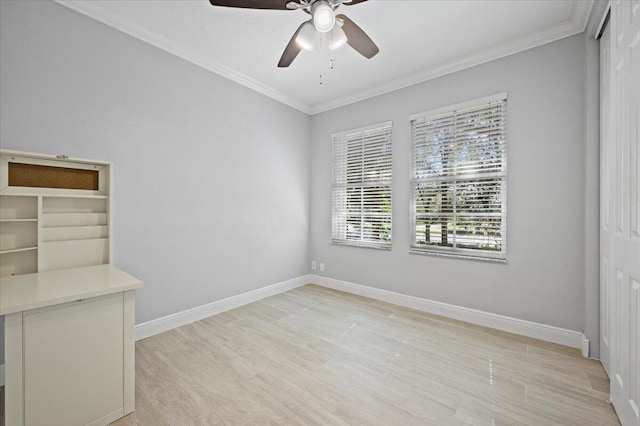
top-left (310, 275), bottom-right (586, 351)
top-left (0, 273), bottom-right (589, 388)
top-left (135, 274), bottom-right (311, 341)
top-left (582, 335), bottom-right (590, 357)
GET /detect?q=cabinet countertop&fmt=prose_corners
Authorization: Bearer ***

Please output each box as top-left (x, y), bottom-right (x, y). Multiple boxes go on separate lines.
top-left (0, 264), bottom-right (143, 315)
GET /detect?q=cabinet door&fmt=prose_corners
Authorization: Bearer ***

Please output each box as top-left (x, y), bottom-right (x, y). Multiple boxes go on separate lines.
top-left (23, 293), bottom-right (124, 426)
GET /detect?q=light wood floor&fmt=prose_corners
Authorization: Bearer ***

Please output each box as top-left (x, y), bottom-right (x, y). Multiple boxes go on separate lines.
top-left (1, 285), bottom-right (620, 425)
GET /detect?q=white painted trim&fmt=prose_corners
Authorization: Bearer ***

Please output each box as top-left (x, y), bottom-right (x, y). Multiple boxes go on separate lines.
top-left (582, 334), bottom-right (590, 358)
top-left (53, 0), bottom-right (312, 115)
top-left (310, 275), bottom-right (586, 351)
top-left (0, 273), bottom-right (589, 389)
top-left (134, 275), bottom-right (311, 341)
top-left (54, 0), bottom-right (593, 116)
top-left (331, 120), bottom-right (393, 139)
top-left (409, 92), bottom-right (507, 122)
top-left (310, 1), bottom-right (594, 115)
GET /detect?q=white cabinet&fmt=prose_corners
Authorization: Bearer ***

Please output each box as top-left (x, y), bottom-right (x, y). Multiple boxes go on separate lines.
top-left (0, 151), bottom-right (142, 426)
top-left (2, 266), bottom-right (141, 426)
top-left (23, 294), bottom-right (124, 426)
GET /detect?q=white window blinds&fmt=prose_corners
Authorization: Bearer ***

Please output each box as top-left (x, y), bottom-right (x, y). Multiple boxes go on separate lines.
top-left (410, 94), bottom-right (507, 261)
top-left (332, 122), bottom-right (392, 249)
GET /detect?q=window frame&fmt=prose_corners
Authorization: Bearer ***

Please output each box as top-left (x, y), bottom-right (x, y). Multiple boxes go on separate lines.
top-left (409, 93), bottom-right (507, 262)
top-left (331, 121), bottom-right (393, 250)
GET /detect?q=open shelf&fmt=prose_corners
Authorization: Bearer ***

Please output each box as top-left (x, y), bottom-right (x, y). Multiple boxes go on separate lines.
top-left (0, 195), bottom-right (37, 220)
top-left (1, 220), bottom-right (38, 252)
top-left (42, 225), bottom-right (108, 242)
top-left (43, 196), bottom-right (107, 213)
top-left (0, 218), bottom-right (37, 222)
top-left (0, 249), bottom-right (37, 277)
top-left (43, 213), bottom-right (107, 227)
top-left (0, 246), bottom-right (38, 255)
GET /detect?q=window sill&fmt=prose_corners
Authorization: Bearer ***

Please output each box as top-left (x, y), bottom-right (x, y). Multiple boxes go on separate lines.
top-left (331, 241), bottom-right (392, 251)
top-left (409, 248), bottom-right (507, 263)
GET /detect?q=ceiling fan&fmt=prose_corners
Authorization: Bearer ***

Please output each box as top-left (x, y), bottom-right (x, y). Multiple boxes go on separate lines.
top-left (208, 0), bottom-right (379, 67)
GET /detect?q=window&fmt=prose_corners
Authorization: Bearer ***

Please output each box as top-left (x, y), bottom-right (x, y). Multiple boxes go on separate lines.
top-left (410, 94), bottom-right (507, 261)
top-left (332, 122), bottom-right (392, 249)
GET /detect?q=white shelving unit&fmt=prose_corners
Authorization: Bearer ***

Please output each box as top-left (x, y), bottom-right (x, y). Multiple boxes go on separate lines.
top-left (0, 151), bottom-right (112, 277)
top-left (0, 150), bottom-right (140, 426)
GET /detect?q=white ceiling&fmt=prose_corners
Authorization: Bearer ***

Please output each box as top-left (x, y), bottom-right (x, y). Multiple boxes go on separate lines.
top-left (56, 0), bottom-right (594, 114)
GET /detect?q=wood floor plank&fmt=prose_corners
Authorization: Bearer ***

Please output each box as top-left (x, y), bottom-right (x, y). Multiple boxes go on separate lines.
top-left (0, 284), bottom-right (620, 425)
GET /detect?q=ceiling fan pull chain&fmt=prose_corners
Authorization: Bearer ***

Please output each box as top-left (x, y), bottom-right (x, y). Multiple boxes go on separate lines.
top-left (330, 58), bottom-right (334, 70)
top-left (319, 73), bottom-right (323, 85)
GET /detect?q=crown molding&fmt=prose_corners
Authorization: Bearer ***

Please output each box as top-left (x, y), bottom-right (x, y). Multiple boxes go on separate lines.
top-left (55, 0), bottom-right (593, 116)
top-left (574, 0), bottom-right (596, 33)
top-left (589, 0), bottom-right (609, 39)
top-left (54, 0), bottom-right (313, 115)
top-left (310, 0), bottom-right (595, 114)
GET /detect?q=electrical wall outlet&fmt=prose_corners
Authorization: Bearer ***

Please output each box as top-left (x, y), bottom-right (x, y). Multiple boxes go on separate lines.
top-left (311, 260), bottom-right (317, 270)
top-left (320, 263), bottom-right (325, 272)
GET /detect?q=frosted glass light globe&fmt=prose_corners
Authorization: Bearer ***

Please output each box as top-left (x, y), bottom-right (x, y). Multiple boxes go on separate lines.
top-left (295, 21), bottom-right (316, 50)
top-left (313, 1), bottom-right (335, 33)
top-left (330, 24), bottom-right (347, 50)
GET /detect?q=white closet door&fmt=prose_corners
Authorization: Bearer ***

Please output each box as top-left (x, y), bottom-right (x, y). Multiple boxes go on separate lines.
top-left (604, 1), bottom-right (640, 425)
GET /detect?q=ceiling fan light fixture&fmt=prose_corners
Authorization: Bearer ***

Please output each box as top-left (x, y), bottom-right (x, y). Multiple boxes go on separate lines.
top-left (295, 21), bottom-right (316, 50)
top-left (312, 1), bottom-right (335, 33)
top-left (329, 24), bottom-right (347, 50)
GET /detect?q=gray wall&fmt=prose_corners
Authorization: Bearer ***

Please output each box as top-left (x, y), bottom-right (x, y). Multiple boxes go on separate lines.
top-left (0, 0), bottom-right (600, 368)
top-left (0, 0), bottom-right (310, 364)
top-left (309, 34), bottom-right (593, 335)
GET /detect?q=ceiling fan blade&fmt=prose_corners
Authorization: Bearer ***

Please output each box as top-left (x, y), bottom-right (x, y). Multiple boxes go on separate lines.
top-left (342, 0), bottom-right (369, 5)
top-left (336, 14), bottom-right (379, 59)
top-left (278, 23), bottom-right (305, 68)
top-left (209, 0), bottom-right (291, 10)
